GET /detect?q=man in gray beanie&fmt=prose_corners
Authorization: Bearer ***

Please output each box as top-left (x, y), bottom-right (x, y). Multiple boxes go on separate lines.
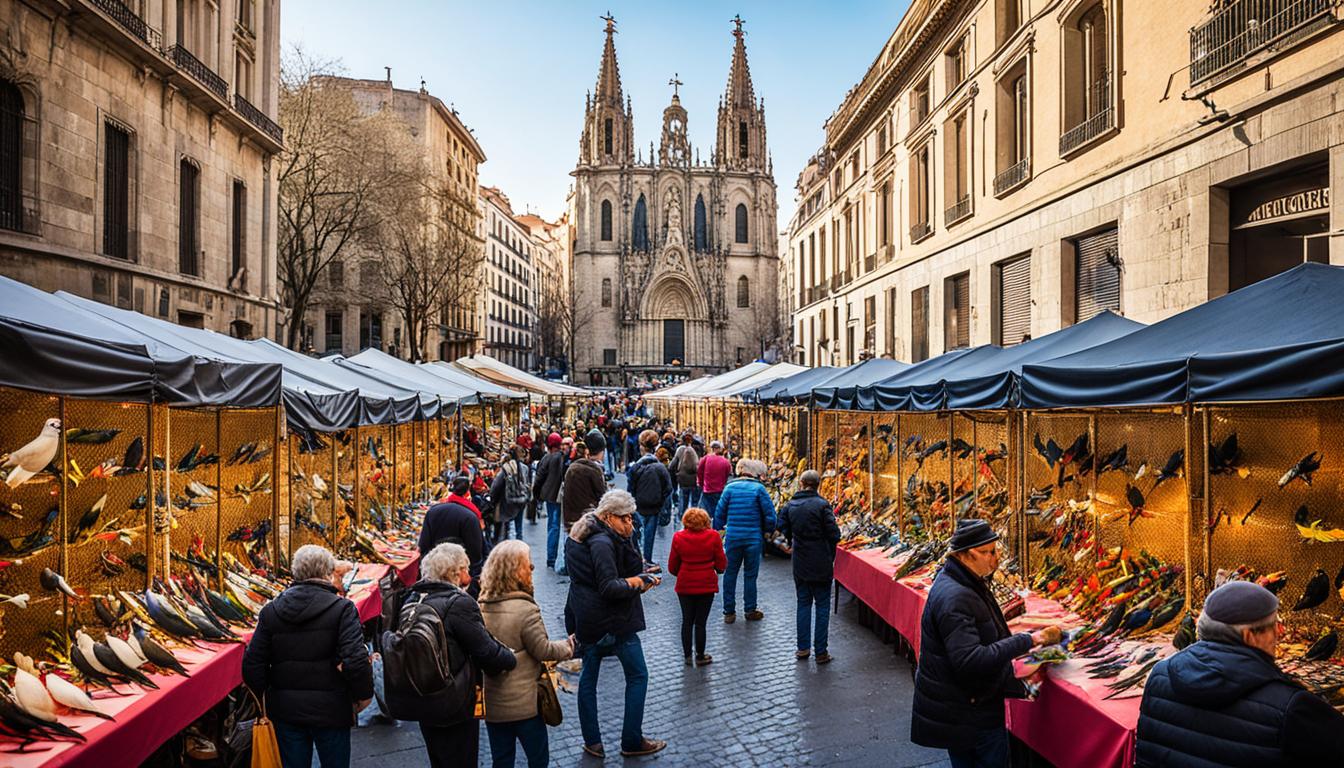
top-left (779, 470), bottom-right (841, 663)
top-left (1136, 579), bottom-right (1344, 766)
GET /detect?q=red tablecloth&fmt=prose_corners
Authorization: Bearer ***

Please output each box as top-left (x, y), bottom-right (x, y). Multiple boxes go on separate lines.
top-left (349, 562), bottom-right (388, 623)
top-left (391, 552), bottom-right (420, 587)
top-left (833, 547), bottom-right (1140, 768)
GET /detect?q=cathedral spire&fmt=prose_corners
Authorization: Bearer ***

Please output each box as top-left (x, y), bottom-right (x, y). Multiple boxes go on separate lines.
top-left (579, 13), bottom-right (633, 166)
top-left (723, 14), bottom-right (756, 110)
top-left (594, 12), bottom-right (623, 108)
top-left (716, 15), bottom-right (767, 171)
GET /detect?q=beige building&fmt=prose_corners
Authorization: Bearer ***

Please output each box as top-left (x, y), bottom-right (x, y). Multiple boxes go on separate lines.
top-left (0, 0), bottom-right (283, 337)
top-left (570, 15), bottom-right (780, 386)
top-left (479, 185), bottom-right (536, 371)
top-left (515, 210), bottom-right (570, 373)
top-left (787, 0), bottom-right (1344, 367)
top-left (303, 74), bottom-right (486, 360)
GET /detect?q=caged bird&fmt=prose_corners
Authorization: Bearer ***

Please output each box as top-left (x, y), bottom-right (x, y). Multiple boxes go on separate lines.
top-left (1279, 452), bottom-right (1322, 489)
top-left (1292, 568), bottom-right (1331, 612)
top-left (1033, 434), bottom-right (1064, 468)
top-left (1305, 629), bottom-right (1339, 662)
top-left (1098, 444), bottom-right (1129, 475)
top-left (64, 428), bottom-right (120, 445)
top-left (2, 418), bottom-right (61, 488)
top-left (1208, 433), bottom-right (1249, 478)
top-left (1152, 449), bottom-right (1185, 489)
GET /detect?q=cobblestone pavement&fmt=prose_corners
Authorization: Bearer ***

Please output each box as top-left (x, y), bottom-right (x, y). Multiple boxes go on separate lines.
top-left (351, 477), bottom-right (949, 767)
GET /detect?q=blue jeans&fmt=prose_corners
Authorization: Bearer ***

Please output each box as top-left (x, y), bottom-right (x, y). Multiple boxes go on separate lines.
top-left (639, 512), bottom-right (659, 562)
top-left (513, 508), bottom-right (524, 538)
top-left (577, 632), bottom-right (648, 752)
top-left (486, 714), bottom-right (549, 768)
top-left (795, 579), bottom-right (832, 654)
top-left (273, 721), bottom-right (350, 768)
top-left (676, 485), bottom-right (694, 523)
top-left (606, 441), bottom-right (619, 471)
top-left (545, 501), bottom-right (562, 566)
top-left (947, 727), bottom-right (1009, 768)
top-left (701, 491), bottom-right (721, 520)
top-left (722, 539), bottom-right (762, 615)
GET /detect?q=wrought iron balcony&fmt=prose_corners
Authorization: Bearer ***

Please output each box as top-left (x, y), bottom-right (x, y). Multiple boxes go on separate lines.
top-left (234, 94), bottom-right (284, 144)
top-left (1190, 0), bottom-right (1334, 86)
top-left (909, 220), bottom-right (933, 243)
top-left (994, 158), bottom-right (1031, 196)
top-left (944, 196), bottom-right (972, 226)
top-left (89, 0), bottom-right (162, 49)
top-left (1059, 72), bottom-right (1113, 155)
top-left (169, 44), bottom-right (228, 101)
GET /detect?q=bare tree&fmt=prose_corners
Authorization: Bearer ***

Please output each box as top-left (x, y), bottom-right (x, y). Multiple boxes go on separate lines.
top-left (535, 274), bottom-right (572, 373)
top-left (746, 281), bottom-right (787, 361)
top-left (276, 48), bottom-right (410, 349)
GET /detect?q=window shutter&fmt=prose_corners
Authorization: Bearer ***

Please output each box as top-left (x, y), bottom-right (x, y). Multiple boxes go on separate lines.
top-left (1075, 227), bottom-right (1120, 321)
top-left (998, 255), bottom-right (1031, 346)
top-left (954, 274), bottom-right (970, 348)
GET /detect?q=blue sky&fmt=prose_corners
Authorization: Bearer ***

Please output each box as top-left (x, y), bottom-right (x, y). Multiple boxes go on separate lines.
top-left (281, 1), bottom-right (911, 226)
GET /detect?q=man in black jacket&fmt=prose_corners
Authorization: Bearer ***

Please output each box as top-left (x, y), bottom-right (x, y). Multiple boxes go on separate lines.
top-left (418, 475), bottom-right (485, 595)
top-left (388, 541), bottom-right (516, 768)
top-left (242, 545), bottom-right (373, 768)
top-left (626, 429), bottom-right (672, 570)
top-left (911, 519), bottom-right (1060, 767)
top-left (534, 432), bottom-right (566, 568)
top-left (779, 470), bottom-right (841, 664)
top-left (557, 430), bottom-right (608, 575)
top-left (1136, 580), bottom-right (1344, 766)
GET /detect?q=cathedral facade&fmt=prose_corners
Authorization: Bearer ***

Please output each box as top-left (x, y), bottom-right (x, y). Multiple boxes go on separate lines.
top-left (570, 16), bottom-right (779, 386)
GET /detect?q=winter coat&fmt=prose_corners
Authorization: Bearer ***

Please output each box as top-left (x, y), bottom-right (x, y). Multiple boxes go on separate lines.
top-left (627, 453), bottom-right (673, 516)
top-left (670, 445), bottom-right (699, 487)
top-left (711, 477), bottom-right (777, 546)
top-left (561, 458), bottom-right (606, 526)
top-left (241, 580), bottom-right (373, 729)
top-left (1136, 639), bottom-right (1344, 767)
top-left (910, 556), bottom-right (1031, 748)
top-left (382, 579), bottom-right (516, 727)
top-left (488, 458), bottom-right (530, 524)
top-left (563, 511), bottom-right (646, 644)
top-left (697, 453), bottom-right (731, 494)
top-left (668, 528), bottom-right (726, 595)
top-left (418, 500), bottom-right (485, 584)
top-left (478, 591), bottom-right (573, 723)
top-left (779, 489), bottom-right (841, 583)
top-left (533, 449), bottom-right (565, 503)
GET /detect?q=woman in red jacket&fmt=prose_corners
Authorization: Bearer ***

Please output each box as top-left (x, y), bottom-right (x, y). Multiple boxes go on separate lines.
top-left (667, 507), bottom-right (727, 667)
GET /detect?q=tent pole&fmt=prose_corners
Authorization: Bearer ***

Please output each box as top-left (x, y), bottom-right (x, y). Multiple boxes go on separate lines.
top-left (947, 413), bottom-right (955, 531)
top-left (392, 422), bottom-right (400, 509)
top-left (353, 424), bottom-right (362, 530)
top-left (330, 428), bottom-right (339, 543)
top-left (1089, 414), bottom-right (1099, 553)
top-left (1187, 404), bottom-right (1199, 608)
top-left (162, 408), bottom-right (172, 582)
top-left (145, 404), bottom-right (156, 591)
top-left (215, 410), bottom-right (223, 591)
top-left (286, 427), bottom-right (296, 557)
top-left (57, 396), bottom-right (69, 644)
top-left (867, 414), bottom-right (875, 517)
top-left (972, 418), bottom-right (979, 511)
top-left (896, 412), bottom-right (904, 538)
top-left (271, 405), bottom-right (282, 568)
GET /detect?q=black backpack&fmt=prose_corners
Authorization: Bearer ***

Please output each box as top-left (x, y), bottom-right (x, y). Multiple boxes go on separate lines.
top-left (628, 455), bottom-right (665, 509)
top-left (380, 591), bottom-right (473, 718)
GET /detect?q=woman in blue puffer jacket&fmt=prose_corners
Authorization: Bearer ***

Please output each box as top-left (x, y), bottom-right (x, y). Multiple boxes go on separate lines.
top-left (712, 459), bottom-right (776, 623)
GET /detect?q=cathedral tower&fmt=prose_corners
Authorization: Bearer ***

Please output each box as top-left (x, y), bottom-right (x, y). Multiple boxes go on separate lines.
top-left (715, 15), bottom-right (768, 171)
top-left (579, 13), bottom-right (634, 167)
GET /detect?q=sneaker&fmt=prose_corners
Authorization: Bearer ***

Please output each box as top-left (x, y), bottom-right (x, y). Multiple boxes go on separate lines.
top-left (795, 649), bottom-right (810, 660)
top-left (620, 738), bottom-right (667, 757)
top-left (745, 610), bottom-right (764, 621)
top-left (695, 654), bottom-right (713, 667)
top-left (816, 652), bottom-right (834, 665)
top-left (724, 612), bottom-right (736, 624)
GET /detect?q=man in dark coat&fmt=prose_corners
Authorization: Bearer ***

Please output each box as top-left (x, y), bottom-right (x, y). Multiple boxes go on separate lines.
top-left (1136, 580), bottom-right (1344, 767)
top-left (779, 470), bottom-right (841, 663)
top-left (534, 432), bottom-right (566, 568)
top-left (626, 429), bottom-right (673, 568)
top-left (419, 475), bottom-right (486, 595)
top-left (243, 545), bottom-right (373, 767)
top-left (911, 519), bottom-right (1060, 767)
top-left (556, 430), bottom-right (608, 575)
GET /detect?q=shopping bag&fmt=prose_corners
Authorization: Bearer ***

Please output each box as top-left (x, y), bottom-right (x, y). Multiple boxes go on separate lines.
top-left (247, 691), bottom-right (283, 768)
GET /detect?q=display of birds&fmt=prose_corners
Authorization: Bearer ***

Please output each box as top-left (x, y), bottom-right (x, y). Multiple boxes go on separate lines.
top-left (1098, 444), bottom-right (1129, 475)
top-left (1305, 629), bottom-right (1339, 661)
top-left (1033, 433), bottom-right (1063, 468)
top-left (1124, 485), bottom-right (1153, 526)
top-left (39, 568), bottom-right (80, 600)
top-left (112, 436), bottom-right (145, 476)
top-left (1293, 505), bottom-right (1344, 543)
top-left (67, 493), bottom-right (109, 545)
top-left (2, 418), bottom-right (61, 488)
top-left (85, 632), bottom-right (157, 689)
top-left (64, 428), bottom-right (120, 445)
top-left (1292, 568), bottom-right (1330, 612)
top-left (131, 626), bottom-right (190, 677)
top-left (1208, 433), bottom-right (1249, 477)
top-left (1279, 452), bottom-right (1322, 488)
top-left (1152, 449), bottom-right (1185, 489)
top-left (44, 672), bottom-right (113, 720)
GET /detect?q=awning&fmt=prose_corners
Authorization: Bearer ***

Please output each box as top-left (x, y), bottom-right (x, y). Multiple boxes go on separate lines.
top-left (453, 355), bottom-right (587, 396)
top-left (416, 360), bottom-right (530, 401)
top-left (749, 366), bottom-right (838, 404)
top-left (647, 362), bottom-right (771, 399)
top-left (809, 358), bottom-right (914, 410)
top-left (695, 363), bottom-right (809, 399)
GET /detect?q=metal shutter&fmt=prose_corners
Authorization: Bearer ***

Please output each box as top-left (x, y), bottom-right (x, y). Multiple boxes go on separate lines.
top-left (911, 286), bottom-right (929, 362)
top-left (1075, 227), bottom-right (1120, 321)
top-left (998, 255), bottom-right (1031, 346)
top-left (104, 123), bottom-right (130, 259)
top-left (953, 274), bottom-right (970, 348)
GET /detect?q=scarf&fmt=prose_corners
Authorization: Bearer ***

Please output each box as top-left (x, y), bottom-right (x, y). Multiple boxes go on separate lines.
top-left (444, 492), bottom-right (481, 519)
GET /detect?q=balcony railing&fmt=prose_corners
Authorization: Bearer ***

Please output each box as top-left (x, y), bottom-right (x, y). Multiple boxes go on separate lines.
top-left (910, 220), bottom-right (933, 243)
top-left (878, 243), bottom-right (896, 265)
top-left (944, 196), bottom-right (972, 226)
top-left (1059, 72), bottom-right (1113, 155)
top-left (90, 0), bottom-right (162, 49)
top-left (994, 158), bottom-right (1031, 195)
top-left (234, 94), bottom-right (284, 144)
top-left (169, 44), bottom-right (228, 100)
top-left (1190, 0), bottom-right (1334, 86)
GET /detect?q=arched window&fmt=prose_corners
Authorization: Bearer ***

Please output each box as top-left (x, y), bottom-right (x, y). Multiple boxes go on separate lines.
top-left (601, 278), bottom-right (612, 307)
top-left (632, 194), bottom-right (649, 251)
top-left (694, 194), bottom-right (708, 251)
top-left (737, 276), bottom-right (750, 308)
top-left (734, 203), bottom-right (748, 244)
top-left (600, 199), bottom-right (612, 241)
top-left (0, 79), bottom-right (25, 232)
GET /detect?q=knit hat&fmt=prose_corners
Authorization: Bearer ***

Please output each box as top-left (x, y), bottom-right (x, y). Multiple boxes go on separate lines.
top-left (1203, 580), bottom-right (1279, 625)
top-left (584, 429), bottom-right (607, 455)
top-left (546, 432), bottom-right (562, 449)
top-left (948, 518), bottom-right (1000, 553)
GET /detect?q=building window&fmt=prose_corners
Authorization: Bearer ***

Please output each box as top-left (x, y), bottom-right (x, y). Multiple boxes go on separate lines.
top-left (734, 203), bottom-right (748, 244)
top-left (359, 310), bottom-right (383, 350)
top-left (664, 319), bottom-right (685, 364)
top-left (738, 120), bottom-right (749, 159)
top-left (997, 0), bottom-right (1024, 45)
top-left (879, 180), bottom-right (893, 248)
top-left (833, 168), bottom-right (843, 194)
top-left (600, 199), bottom-right (612, 241)
top-left (601, 277), bottom-right (612, 307)
top-left (946, 33), bottom-right (968, 91)
top-left (885, 286), bottom-right (897, 356)
top-left (237, 0), bottom-right (254, 32)
top-left (944, 110), bottom-right (971, 225)
top-left (603, 118), bottom-right (613, 156)
top-left (911, 286), bottom-right (930, 362)
top-left (993, 253), bottom-right (1031, 346)
top-left (178, 158), bottom-right (200, 276)
top-left (911, 73), bottom-right (931, 126)
top-left (632, 194), bottom-right (649, 251)
top-left (0, 78), bottom-right (34, 234)
top-left (231, 180), bottom-right (246, 283)
top-left (1061, 1), bottom-right (1113, 154)
top-left (995, 64), bottom-right (1031, 195)
top-left (737, 276), bottom-right (750, 308)
top-left (603, 348), bottom-right (617, 366)
top-left (876, 121), bottom-right (889, 156)
top-left (944, 272), bottom-right (970, 349)
top-left (863, 296), bottom-right (876, 356)
top-left (910, 141), bottom-right (932, 241)
top-left (324, 310), bottom-right (343, 352)
top-left (1074, 226), bottom-right (1121, 321)
top-left (328, 260), bottom-right (343, 288)
top-left (103, 122), bottom-right (131, 260)
top-left (694, 194), bottom-right (708, 251)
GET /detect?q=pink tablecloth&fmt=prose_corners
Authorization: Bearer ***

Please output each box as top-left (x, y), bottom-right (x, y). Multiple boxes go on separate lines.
top-left (833, 547), bottom-right (1140, 768)
top-left (349, 562), bottom-right (388, 623)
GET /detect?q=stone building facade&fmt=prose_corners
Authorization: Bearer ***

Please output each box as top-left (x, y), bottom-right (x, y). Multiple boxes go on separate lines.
top-left (570, 15), bottom-right (780, 386)
top-left (302, 74), bottom-right (486, 360)
top-left (0, 0), bottom-right (283, 337)
top-left (515, 210), bottom-right (569, 374)
top-left (480, 185), bottom-right (536, 371)
top-left (787, 0), bottom-right (1344, 366)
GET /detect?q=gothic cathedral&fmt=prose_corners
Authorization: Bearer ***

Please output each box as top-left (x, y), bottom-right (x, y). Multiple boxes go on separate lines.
top-left (570, 15), bottom-right (779, 386)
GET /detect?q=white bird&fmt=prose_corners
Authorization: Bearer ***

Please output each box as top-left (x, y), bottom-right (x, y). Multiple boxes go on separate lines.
top-left (45, 673), bottom-right (113, 720)
top-left (311, 473), bottom-right (328, 495)
top-left (75, 630), bottom-right (117, 676)
top-left (106, 635), bottom-right (147, 669)
top-left (2, 418), bottom-right (61, 488)
top-left (13, 667), bottom-right (58, 722)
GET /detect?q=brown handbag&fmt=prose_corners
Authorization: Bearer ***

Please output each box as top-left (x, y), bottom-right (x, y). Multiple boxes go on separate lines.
top-left (537, 662), bottom-right (563, 726)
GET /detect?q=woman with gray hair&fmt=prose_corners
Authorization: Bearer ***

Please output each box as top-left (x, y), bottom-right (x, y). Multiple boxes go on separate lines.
top-left (242, 544), bottom-right (373, 768)
top-left (385, 541), bottom-right (516, 768)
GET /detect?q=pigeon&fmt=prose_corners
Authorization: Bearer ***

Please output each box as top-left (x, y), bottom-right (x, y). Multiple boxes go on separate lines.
top-left (2, 419), bottom-right (61, 488)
